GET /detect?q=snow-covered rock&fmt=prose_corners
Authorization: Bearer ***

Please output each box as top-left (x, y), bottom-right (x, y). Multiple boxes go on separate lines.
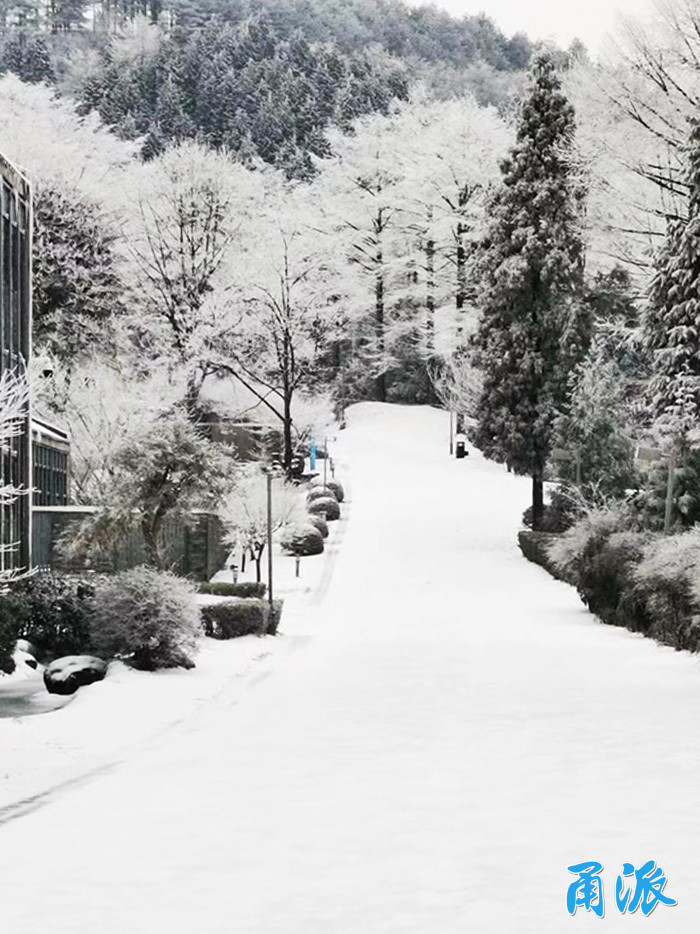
top-left (44, 656), bottom-right (108, 696)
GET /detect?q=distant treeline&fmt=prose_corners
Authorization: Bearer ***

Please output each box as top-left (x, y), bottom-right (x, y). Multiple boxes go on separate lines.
top-left (0, 0), bottom-right (532, 71)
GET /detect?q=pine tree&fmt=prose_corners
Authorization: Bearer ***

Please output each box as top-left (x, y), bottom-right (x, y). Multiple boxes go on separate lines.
top-left (33, 184), bottom-right (124, 364)
top-left (471, 53), bottom-right (589, 528)
top-left (0, 29), bottom-right (53, 83)
top-left (644, 119), bottom-right (700, 446)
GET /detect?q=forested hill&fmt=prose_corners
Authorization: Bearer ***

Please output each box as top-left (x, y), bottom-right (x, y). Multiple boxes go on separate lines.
top-left (0, 0), bottom-right (536, 177)
top-left (165, 0), bottom-right (532, 71)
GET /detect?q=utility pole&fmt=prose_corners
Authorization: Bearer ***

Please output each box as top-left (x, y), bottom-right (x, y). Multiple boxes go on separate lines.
top-left (266, 471), bottom-right (274, 631)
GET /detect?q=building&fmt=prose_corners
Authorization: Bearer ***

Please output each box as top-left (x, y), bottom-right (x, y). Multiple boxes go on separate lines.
top-left (32, 416), bottom-right (70, 507)
top-left (0, 151), bottom-right (32, 575)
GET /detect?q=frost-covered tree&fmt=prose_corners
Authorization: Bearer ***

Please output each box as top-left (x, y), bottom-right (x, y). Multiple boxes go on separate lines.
top-left (552, 338), bottom-right (637, 499)
top-left (0, 29), bottom-right (53, 83)
top-left (644, 118), bottom-right (700, 448)
top-left (131, 143), bottom-right (259, 409)
top-left (316, 113), bottom-right (412, 402)
top-left (0, 74), bottom-right (139, 202)
top-left (203, 181), bottom-right (345, 476)
top-left (65, 406), bottom-right (234, 568)
top-left (219, 468), bottom-right (305, 582)
top-left (471, 54), bottom-right (590, 529)
top-left (33, 184), bottom-right (124, 363)
top-left (37, 360), bottom-right (187, 505)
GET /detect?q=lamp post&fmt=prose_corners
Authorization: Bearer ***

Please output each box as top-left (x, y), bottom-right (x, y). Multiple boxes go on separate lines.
top-left (664, 450), bottom-right (677, 535)
top-left (449, 410), bottom-right (454, 456)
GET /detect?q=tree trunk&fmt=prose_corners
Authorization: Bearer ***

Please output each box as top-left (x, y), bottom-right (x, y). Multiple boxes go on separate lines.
top-left (456, 222), bottom-right (466, 315)
top-left (283, 396), bottom-right (294, 481)
top-left (531, 474), bottom-right (544, 531)
top-left (426, 208), bottom-right (435, 356)
top-left (254, 544), bottom-right (265, 583)
top-left (375, 241), bottom-right (386, 403)
top-left (142, 516), bottom-right (164, 569)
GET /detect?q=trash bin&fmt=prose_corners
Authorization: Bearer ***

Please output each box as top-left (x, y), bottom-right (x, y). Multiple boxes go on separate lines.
top-left (455, 440), bottom-right (467, 459)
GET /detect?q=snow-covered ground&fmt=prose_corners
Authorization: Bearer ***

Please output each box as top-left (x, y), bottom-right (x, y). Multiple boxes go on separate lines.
top-left (2, 402), bottom-right (700, 932)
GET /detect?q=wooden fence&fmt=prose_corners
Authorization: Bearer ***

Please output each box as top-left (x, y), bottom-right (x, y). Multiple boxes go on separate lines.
top-left (32, 507), bottom-right (228, 582)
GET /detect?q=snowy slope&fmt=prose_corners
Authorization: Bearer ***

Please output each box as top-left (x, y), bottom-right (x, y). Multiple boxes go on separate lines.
top-left (1, 402), bottom-right (699, 933)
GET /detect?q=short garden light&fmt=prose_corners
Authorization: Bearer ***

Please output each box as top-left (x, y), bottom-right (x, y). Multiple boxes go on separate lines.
top-left (295, 556), bottom-right (301, 578)
top-left (229, 563), bottom-right (239, 584)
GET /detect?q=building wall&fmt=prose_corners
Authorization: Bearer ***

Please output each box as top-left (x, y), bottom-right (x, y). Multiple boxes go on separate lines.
top-left (0, 152), bottom-right (32, 574)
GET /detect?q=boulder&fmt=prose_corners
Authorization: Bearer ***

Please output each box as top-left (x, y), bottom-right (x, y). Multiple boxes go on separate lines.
top-left (44, 656), bottom-right (108, 696)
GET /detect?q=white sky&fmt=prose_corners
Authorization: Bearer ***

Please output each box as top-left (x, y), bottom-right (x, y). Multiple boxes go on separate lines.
top-left (405, 0), bottom-right (657, 54)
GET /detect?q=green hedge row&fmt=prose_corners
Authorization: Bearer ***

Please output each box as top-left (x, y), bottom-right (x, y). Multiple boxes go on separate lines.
top-left (199, 581), bottom-right (267, 598)
top-left (517, 531), bottom-right (568, 583)
top-left (200, 598), bottom-right (284, 639)
top-left (520, 519), bottom-right (700, 654)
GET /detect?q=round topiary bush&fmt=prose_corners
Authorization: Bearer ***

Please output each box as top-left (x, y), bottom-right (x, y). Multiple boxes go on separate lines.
top-left (306, 514), bottom-right (329, 538)
top-left (310, 477), bottom-right (345, 502)
top-left (280, 524), bottom-right (325, 556)
top-left (307, 496), bottom-right (340, 521)
top-left (307, 485), bottom-right (337, 505)
top-left (89, 567), bottom-right (201, 671)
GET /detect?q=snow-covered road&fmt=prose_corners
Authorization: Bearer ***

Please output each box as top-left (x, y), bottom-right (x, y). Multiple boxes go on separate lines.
top-left (2, 403), bottom-right (700, 932)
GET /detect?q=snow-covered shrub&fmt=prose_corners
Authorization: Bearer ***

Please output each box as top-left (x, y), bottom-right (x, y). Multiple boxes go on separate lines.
top-left (632, 530), bottom-right (700, 650)
top-left (306, 513), bottom-right (329, 538)
top-left (89, 567), bottom-right (200, 670)
top-left (548, 508), bottom-right (648, 625)
top-left (310, 478), bottom-right (345, 502)
top-left (199, 581), bottom-right (267, 598)
top-left (548, 507), bottom-right (627, 582)
top-left (630, 450), bottom-right (700, 531)
top-left (522, 487), bottom-right (576, 532)
top-left (201, 599), bottom-right (283, 639)
top-left (0, 605), bottom-right (18, 674)
top-left (1, 573), bottom-right (96, 663)
top-left (307, 486), bottom-right (338, 505)
top-left (280, 524), bottom-right (325, 556)
top-left (517, 531), bottom-right (568, 581)
top-left (307, 496), bottom-right (340, 521)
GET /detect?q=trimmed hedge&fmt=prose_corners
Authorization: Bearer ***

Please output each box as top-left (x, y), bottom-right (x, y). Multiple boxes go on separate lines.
top-left (307, 486), bottom-right (337, 505)
top-left (310, 477), bottom-right (345, 502)
top-left (199, 581), bottom-right (267, 598)
top-left (307, 496), bottom-right (340, 521)
top-left (517, 531), bottom-right (568, 582)
top-left (523, 513), bottom-right (700, 655)
top-left (201, 598), bottom-right (283, 639)
top-left (306, 513), bottom-right (329, 538)
top-left (280, 524), bottom-right (325, 556)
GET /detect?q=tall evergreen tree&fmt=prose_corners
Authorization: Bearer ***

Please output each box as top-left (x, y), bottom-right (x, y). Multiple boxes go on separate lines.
top-left (471, 54), bottom-right (589, 528)
top-left (0, 29), bottom-right (53, 82)
top-left (644, 119), bottom-right (700, 446)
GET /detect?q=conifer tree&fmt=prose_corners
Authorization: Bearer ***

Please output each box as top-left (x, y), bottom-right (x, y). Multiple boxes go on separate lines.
top-left (471, 53), bottom-right (589, 528)
top-left (644, 119), bottom-right (700, 446)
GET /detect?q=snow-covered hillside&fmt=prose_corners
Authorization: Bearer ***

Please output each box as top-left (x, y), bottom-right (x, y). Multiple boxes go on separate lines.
top-left (1, 403), bottom-right (699, 932)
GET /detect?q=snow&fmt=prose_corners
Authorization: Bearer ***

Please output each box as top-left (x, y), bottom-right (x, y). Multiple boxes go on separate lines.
top-left (1, 402), bottom-right (700, 931)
